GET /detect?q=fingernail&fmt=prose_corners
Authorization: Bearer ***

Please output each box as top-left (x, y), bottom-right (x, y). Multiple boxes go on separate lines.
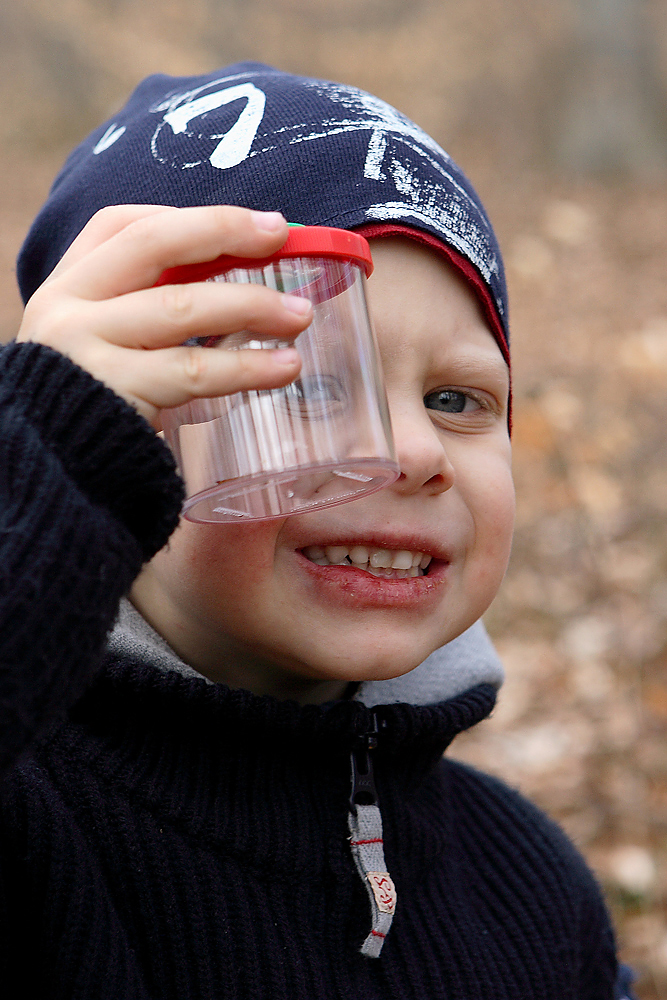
top-left (282, 294), bottom-right (312, 315)
top-left (251, 210), bottom-right (286, 233)
top-left (271, 348), bottom-right (300, 365)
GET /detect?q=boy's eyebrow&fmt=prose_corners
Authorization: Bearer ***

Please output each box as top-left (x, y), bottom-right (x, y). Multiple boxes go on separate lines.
top-left (433, 347), bottom-right (510, 388)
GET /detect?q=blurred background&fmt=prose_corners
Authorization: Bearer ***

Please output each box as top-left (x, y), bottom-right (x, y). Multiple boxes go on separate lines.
top-left (2, 0), bottom-right (667, 993)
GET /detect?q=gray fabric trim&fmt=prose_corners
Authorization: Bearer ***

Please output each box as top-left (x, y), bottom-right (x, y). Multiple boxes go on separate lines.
top-left (107, 599), bottom-right (504, 707)
top-left (353, 619), bottom-right (504, 707)
top-left (109, 599), bottom-right (212, 684)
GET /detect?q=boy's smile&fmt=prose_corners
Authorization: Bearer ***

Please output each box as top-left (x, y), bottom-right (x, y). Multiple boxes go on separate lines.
top-left (293, 532), bottom-right (450, 609)
top-left (132, 238), bottom-right (514, 702)
top-left (302, 543), bottom-right (433, 578)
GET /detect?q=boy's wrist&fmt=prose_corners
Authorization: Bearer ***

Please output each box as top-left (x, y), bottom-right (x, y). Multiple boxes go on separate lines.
top-left (0, 340), bottom-right (184, 560)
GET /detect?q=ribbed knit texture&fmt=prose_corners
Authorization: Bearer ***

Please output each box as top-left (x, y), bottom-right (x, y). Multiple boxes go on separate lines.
top-left (0, 341), bottom-right (619, 998)
top-left (0, 341), bottom-right (183, 772)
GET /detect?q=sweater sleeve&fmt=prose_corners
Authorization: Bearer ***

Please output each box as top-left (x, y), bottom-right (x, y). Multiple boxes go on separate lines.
top-left (0, 340), bottom-right (184, 773)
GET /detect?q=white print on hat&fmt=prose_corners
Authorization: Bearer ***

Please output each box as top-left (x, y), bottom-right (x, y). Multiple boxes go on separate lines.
top-left (146, 72), bottom-right (451, 186)
top-left (295, 84), bottom-right (500, 294)
top-left (300, 80), bottom-right (453, 177)
top-left (295, 80), bottom-right (502, 304)
top-left (134, 70), bottom-right (502, 305)
top-left (150, 77), bottom-right (267, 170)
top-left (93, 124), bottom-right (126, 155)
top-left (162, 83), bottom-right (266, 170)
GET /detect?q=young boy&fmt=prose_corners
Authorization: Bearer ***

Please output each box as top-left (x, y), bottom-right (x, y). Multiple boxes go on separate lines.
top-left (1, 63), bottom-right (629, 998)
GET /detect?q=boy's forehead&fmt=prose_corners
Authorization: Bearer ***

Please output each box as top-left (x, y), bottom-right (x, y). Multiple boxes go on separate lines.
top-left (17, 61), bottom-right (509, 356)
top-left (368, 238), bottom-right (509, 365)
top-left (360, 223), bottom-right (508, 367)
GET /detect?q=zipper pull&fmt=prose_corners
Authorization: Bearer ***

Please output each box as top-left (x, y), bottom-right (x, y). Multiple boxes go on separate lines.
top-left (347, 711), bottom-right (397, 958)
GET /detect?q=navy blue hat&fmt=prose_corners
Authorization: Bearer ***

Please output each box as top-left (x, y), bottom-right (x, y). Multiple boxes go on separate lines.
top-left (17, 62), bottom-right (508, 352)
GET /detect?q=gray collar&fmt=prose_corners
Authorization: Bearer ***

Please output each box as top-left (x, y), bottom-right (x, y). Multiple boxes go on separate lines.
top-left (108, 598), bottom-right (504, 708)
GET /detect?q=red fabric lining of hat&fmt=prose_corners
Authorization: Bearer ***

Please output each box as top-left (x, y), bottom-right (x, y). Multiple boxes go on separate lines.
top-left (354, 222), bottom-right (512, 429)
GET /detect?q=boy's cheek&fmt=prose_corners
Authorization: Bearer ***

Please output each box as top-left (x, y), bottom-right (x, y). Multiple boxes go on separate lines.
top-left (145, 519), bottom-right (286, 626)
top-left (488, 478), bottom-right (515, 560)
top-left (177, 519), bottom-right (285, 575)
top-left (467, 445), bottom-right (515, 519)
top-left (492, 474), bottom-right (516, 543)
top-left (468, 461), bottom-right (515, 584)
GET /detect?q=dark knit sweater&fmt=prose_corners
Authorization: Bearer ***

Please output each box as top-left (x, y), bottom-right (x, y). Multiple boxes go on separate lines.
top-left (0, 341), bottom-right (621, 999)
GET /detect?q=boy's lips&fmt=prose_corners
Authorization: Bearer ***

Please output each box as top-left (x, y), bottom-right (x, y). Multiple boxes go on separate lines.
top-left (292, 533), bottom-right (452, 609)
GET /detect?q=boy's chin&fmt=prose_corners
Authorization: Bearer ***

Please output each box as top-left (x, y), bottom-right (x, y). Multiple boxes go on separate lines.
top-left (295, 640), bottom-right (446, 686)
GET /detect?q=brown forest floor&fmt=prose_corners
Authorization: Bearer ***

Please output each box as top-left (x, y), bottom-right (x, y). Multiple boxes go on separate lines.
top-left (458, 168), bottom-right (667, 999)
top-left (2, 147), bottom-right (667, 996)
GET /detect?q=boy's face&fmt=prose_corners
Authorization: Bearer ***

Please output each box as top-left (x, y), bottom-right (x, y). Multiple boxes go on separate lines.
top-left (133, 239), bottom-right (514, 700)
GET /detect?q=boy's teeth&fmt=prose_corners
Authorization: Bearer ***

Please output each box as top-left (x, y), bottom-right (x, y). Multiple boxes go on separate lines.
top-left (324, 545), bottom-right (348, 564)
top-left (302, 544), bottom-right (432, 575)
top-left (349, 545), bottom-right (370, 565)
top-left (370, 550), bottom-right (392, 568)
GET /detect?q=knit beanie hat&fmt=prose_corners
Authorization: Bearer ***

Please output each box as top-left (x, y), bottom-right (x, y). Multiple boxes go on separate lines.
top-left (17, 62), bottom-right (509, 362)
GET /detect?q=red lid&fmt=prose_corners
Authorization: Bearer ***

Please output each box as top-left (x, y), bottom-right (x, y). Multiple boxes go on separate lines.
top-left (156, 225), bottom-right (373, 286)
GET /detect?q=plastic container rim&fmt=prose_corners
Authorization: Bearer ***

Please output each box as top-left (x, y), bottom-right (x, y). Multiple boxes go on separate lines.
top-left (156, 225), bottom-right (374, 286)
top-left (180, 456), bottom-right (400, 522)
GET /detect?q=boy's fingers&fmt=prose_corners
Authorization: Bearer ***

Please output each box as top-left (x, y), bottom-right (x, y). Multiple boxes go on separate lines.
top-left (55, 205), bottom-right (289, 301)
top-left (46, 205), bottom-right (177, 281)
top-left (59, 281), bottom-right (312, 350)
top-left (95, 341), bottom-right (303, 426)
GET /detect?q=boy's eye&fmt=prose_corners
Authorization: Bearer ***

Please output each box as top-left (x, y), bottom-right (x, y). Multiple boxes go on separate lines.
top-left (289, 375), bottom-right (343, 402)
top-left (284, 375), bottom-right (346, 415)
top-left (424, 389), bottom-right (478, 414)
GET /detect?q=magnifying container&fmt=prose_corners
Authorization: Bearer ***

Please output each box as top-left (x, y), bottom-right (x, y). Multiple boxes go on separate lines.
top-left (159, 225), bottom-right (399, 522)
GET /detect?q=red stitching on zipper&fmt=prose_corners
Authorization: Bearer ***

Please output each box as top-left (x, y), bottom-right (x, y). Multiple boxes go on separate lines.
top-left (371, 930), bottom-right (387, 938)
top-left (351, 838), bottom-right (383, 845)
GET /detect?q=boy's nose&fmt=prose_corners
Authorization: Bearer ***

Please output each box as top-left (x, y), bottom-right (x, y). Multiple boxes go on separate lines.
top-left (390, 409), bottom-right (455, 497)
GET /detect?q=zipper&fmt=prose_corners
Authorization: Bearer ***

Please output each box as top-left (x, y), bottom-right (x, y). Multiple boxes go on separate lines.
top-left (350, 712), bottom-right (379, 811)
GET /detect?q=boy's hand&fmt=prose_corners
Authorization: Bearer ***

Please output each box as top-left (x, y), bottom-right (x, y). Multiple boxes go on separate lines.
top-left (16, 205), bottom-right (310, 428)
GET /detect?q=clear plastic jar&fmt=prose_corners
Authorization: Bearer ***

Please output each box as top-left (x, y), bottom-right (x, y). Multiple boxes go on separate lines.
top-left (159, 226), bottom-right (398, 522)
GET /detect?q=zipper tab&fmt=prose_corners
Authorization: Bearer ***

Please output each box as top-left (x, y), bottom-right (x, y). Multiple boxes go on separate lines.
top-left (347, 712), bottom-right (397, 958)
